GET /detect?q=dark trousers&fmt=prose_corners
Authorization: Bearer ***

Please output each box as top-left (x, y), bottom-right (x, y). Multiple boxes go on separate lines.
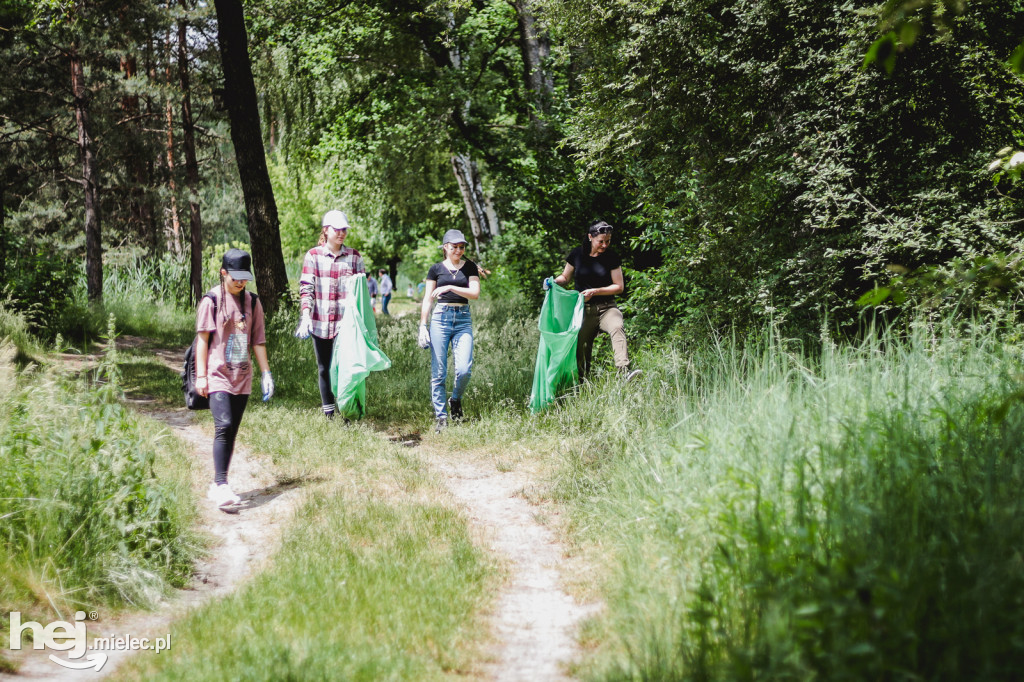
top-left (381, 293), bottom-right (392, 315)
top-left (312, 334), bottom-right (337, 415)
top-left (209, 391), bottom-right (249, 484)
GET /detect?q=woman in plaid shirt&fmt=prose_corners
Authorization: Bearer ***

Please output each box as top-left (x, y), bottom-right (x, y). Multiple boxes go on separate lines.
top-left (294, 210), bottom-right (366, 419)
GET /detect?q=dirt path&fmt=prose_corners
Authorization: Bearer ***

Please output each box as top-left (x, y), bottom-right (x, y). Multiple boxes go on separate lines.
top-left (430, 455), bottom-right (601, 681)
top-left (4, 345), bottom-right (307, 681)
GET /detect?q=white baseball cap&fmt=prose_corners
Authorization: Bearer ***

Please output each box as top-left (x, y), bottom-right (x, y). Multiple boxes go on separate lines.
top-left (322, 210), bottom-right (351, 229)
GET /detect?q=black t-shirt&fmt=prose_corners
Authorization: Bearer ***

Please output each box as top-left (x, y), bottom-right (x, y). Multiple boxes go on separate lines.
top-left (567, 246), bottom-right (622, 304)
top-left (427, 259), bottom-right (480, 303)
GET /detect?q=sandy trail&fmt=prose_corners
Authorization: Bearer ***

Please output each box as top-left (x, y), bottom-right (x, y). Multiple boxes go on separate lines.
top-left (430, 454), bottom-right (601, 681)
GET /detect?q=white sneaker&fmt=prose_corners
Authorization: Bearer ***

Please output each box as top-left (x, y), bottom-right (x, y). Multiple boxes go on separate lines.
top-left (207, 482), bottom-right (241, 510)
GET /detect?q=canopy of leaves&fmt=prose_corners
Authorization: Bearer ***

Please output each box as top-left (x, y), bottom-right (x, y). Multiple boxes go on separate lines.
top-left (545, 0), bottom-right (1024, 337)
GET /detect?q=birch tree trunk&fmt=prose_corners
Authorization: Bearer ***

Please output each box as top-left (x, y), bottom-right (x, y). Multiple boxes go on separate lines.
top-left (450, 153), bottom-right (499, 252)
top-left (70, 50), bottom-right (103, 301)
top-left (446, 21), bottom-right (500, 252)
top-left (213, 0), bottom-right (289, 314)
top-left (178, 6), bottom-right (204, 305)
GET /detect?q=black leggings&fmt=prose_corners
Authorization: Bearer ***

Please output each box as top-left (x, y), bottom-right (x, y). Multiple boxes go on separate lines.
top-left (209, 392), bottom-right (249, 484)
top-left (312, 334), bottom-right (336, 416)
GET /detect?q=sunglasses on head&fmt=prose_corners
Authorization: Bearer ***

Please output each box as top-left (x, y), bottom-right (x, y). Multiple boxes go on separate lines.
top-left (590, 225), bottom-right (613, 235)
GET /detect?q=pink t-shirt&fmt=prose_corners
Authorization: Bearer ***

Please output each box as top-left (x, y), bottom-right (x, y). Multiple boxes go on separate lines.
top-left (196, 288), bottom-right (266, 395)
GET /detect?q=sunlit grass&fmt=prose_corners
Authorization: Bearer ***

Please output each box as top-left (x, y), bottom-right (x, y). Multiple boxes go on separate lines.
top-left (0, 347), bottom-right (200, 661)
top-left (542, 326), bottom-right (1024, 680)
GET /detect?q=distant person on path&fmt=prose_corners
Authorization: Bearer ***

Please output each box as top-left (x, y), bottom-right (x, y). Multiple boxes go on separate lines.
top-left (407, 283), bottom-right (416, 301)
top-left (367, 273), bottom-right (379, 312)
top-left (545, 220), bottom-right (640, 381)
top-left (418, 229), bottom-right (481, 432)
top-left (194, 248), bottom-right (273, 512)
top-left (378, 269), bottom-right (393, 315)
top-left (294, 210), bottom-right (366, 419)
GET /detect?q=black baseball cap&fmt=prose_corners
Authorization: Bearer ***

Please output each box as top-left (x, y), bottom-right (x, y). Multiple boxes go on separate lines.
top-left (222, 248), bottom-right (254, 281)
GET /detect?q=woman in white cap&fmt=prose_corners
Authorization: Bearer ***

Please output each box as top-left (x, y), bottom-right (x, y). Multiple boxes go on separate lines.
top-left (418, 229), bottom-right (481, 432)
top-left (194, 248), bottom-right (273, 511)
top-left (294, 210), bottom-right (366, 419)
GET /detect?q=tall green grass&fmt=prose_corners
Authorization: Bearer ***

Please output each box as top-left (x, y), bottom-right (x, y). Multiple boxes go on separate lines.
top-left (0, 332), bottom-right (199, 647)
top-left (62, 251), bottom-right (196, 345)
top-left (542, 325), bottom-right (1024, 680)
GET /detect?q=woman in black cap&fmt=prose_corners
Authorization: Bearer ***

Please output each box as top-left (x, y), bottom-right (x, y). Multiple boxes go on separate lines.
top-left (194, 248), bottom-right (273, 511)
top-left (418, 229), bottom-right (481, 432)
top-left (546, 220), bottom-right (639, 381)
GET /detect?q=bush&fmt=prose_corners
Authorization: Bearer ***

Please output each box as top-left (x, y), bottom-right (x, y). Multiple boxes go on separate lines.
top-left (2, 240), bottom-right (77, 338)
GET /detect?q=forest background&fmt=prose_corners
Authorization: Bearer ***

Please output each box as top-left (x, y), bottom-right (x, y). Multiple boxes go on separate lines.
top-left (3, 0), bottom-right (1024, 342)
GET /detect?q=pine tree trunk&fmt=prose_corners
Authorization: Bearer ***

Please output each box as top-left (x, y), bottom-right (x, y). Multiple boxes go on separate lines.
top-left (71, 51), bottom-right (103, 302)
top-left (178, 8), bottom-right (204, 305)
top-left (0, 178), bottom-right (6, 284)
top-left (213, 0), bottom-right (289, 315)
top-left (163, 95), bottom-right (182, 251)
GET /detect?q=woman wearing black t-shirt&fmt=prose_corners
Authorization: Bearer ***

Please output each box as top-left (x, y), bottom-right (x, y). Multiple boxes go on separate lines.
top-left (418, 229), bottom-right (481, 432)
top-left (549, 220), bottom-right (636, 380)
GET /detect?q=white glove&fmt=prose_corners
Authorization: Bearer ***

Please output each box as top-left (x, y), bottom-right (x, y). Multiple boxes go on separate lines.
top-left (417, 323), bottom-right (430, 349)
top-left (294, 312), bottom-right (312, 339)
top-left (261, 371), bottom-right (274, 401)
top-left (542, 277), bottom-right (553, 291)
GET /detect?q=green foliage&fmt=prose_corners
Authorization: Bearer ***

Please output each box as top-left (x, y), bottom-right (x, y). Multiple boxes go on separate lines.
top-left (267, 154), bottom-right (322, 259)
top-left (547, 0), bottom-right (1024, 340)
top-left (857, 254), bottom-right (1024, 331)
top-left (1, 231), bottom-right (78, 335)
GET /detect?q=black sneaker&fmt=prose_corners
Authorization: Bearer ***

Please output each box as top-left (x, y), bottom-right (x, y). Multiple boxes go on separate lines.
top-left (448, 398), bottom-right (463, 421)
top-left (435, 416), bottom-right (448, 433)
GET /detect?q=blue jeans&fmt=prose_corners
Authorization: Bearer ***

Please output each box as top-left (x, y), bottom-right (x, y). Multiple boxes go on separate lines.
top-left (381, 293), bottom-right (391, 315)
top-left (429, 304), bottom-right (473, 418)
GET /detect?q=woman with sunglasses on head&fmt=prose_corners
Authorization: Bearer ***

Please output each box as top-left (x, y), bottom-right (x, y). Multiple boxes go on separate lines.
top-left (295, 210), bottom-right (366, 419)
top-left (417, 229), bottom-right (481, 432)
top-left (546, 220), bottom-right (639, 381)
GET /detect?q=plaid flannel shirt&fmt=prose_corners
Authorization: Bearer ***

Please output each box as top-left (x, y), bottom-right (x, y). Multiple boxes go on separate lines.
top-left (299, 245), bottom-right (365, 339)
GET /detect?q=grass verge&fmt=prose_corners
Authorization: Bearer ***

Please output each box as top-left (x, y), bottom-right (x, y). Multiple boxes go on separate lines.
top-left (0, 338), bottom-right (199, 671)
top-left (537, 325), bottom-right (1024, 680)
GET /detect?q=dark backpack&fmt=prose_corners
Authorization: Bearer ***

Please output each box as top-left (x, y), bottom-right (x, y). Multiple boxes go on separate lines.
top-left (182, 292), bottom-right (258, 410)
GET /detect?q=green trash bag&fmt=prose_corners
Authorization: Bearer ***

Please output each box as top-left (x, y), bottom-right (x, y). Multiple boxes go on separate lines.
top-left (330, 273), bottom-right (392, 419)
top-left (529, 283), bottom-right (584, 413)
